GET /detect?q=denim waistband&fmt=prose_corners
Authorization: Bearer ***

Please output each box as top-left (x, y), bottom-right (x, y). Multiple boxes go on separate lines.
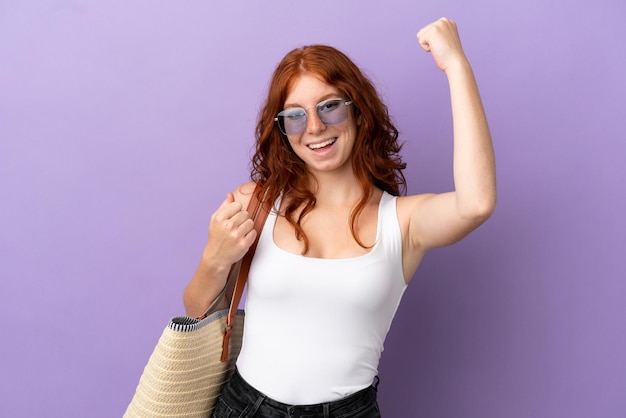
top-left (227, 368), bottom-right (379, 416)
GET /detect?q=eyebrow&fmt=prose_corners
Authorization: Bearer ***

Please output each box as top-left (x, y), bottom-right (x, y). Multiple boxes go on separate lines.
top-left (283, 93), bottom-right (343, 109)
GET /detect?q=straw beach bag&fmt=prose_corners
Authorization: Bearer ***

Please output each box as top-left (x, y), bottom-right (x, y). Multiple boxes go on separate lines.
top-left (124, 187), bottom-right (270, 418)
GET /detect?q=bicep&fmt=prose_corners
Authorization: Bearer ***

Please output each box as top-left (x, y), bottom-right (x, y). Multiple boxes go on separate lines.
top-left (403, 192), bottom-right (487, 251)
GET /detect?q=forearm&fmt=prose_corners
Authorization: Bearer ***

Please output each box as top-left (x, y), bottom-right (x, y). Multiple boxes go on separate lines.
top-left (183, 188), bottom-right (257, 317)
top-left (183, 252), bottom-right (232, 318)
top-left (447, 59), bottom-right (497, 219)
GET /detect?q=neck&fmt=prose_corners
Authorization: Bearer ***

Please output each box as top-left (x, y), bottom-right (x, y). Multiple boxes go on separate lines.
top-left (308, 169), bottom-right (369, 207)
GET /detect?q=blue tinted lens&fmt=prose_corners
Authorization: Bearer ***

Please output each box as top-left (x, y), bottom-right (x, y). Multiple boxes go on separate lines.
top-left (317, 100), bottom-right (347, 125)
top-left (277, 109), bottom-right (307, 135)
top-left (275, 99), bottom-right (351, 135)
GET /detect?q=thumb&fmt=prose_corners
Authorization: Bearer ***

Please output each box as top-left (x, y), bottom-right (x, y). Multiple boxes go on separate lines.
top-left (218, 192), bottom-right (236, 210)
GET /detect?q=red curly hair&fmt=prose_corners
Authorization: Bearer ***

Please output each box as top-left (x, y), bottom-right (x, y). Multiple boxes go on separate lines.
top-left (251, 45), bottom-right (406, 254)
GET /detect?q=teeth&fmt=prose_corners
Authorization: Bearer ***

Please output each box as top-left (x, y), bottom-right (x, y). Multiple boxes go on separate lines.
top-left (308, 138), bottom-right (336, 150)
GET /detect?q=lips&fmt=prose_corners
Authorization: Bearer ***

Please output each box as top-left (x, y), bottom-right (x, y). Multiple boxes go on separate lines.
top-left (307, 138), bottom-right (337, 150)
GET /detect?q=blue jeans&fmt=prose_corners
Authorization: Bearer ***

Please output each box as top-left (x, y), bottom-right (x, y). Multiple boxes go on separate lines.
top-left (212, 369), bottom-right (381, 418)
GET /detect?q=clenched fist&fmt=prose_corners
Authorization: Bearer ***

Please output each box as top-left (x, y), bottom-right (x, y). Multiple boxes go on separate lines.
top-left (202, 192), bottom-right (257, 273)
top-left (417, 17), bottom-right (468, 72)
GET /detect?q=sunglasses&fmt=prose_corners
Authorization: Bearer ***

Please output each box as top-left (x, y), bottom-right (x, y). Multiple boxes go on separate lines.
top-left (274, 98), bottom-right (353, 136)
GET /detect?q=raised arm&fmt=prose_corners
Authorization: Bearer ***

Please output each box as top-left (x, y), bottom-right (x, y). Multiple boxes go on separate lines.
top-left (401, 18), bottom-right (496, 270)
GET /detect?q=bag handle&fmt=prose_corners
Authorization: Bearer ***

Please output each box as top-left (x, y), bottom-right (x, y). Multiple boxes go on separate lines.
top-left (197, 184), bottom-right (269, 321)
top-left (203, 184), bottom-right (270, 361)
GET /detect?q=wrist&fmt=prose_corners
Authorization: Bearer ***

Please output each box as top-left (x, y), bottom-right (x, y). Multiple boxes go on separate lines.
top-left (199, 249), bottom-right (233, 278)
top-left (443, 55), bottom-right (471, 76)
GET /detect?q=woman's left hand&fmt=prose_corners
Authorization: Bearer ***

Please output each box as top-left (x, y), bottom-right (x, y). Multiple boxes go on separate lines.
top-left (417, 17), bottom-right (467, 72)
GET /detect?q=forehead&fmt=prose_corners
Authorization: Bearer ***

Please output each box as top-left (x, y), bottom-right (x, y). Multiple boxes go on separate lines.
top-left (284, 74), bottom-right (341, 107)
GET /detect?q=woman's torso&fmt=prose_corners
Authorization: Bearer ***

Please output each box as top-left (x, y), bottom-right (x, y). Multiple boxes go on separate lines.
top-left (236, 190), bottom-right (407, 404)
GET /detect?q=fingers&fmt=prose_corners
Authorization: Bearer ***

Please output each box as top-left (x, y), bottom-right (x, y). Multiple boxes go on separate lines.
top-left (416, 21), bottom-right (435, 52)
top-left (212, 194), bottom-right (252, 233)
top-left (207, 193), bottom-right (257, 261)
top-left (417, 17), bottom-right (456, 36)
top-left (416, 17), bottom-right (457, 48)
top-left (217, 192), bottom-right (242, 217)
top-left (227, 210), bottom-right (255, 239)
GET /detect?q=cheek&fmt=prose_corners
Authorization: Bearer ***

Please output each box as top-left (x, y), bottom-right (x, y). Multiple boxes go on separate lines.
top-left (284, 135), bottom-right (307, 159)
top-left (343, 120), bottom-right (359, 142)
top-left (285, 135), bottom-right (300, 149)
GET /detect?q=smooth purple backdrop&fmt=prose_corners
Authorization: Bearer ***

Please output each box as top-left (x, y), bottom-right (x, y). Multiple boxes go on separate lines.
top-left (1, 1), bottom-right (625, 417)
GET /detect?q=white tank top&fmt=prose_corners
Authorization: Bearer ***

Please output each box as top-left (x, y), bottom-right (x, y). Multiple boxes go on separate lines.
top-left (236, 191), bottom-right (407, 404)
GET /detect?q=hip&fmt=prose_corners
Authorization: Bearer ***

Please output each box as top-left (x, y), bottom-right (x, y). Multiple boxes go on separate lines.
top-left (213, 369), bottom-right (381, 418)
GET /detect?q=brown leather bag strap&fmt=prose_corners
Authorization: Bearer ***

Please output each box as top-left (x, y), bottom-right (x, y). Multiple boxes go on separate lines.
top-left (221, 184), bottom-right (271, 361)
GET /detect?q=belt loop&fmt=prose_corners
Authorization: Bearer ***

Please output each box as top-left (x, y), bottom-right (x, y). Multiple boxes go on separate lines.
top-left (244, 394), bottom-right (265, 417)
top-left (323, 402), bottom-right (330, 418)
top-left (373, 375), bottom-right (380, 392)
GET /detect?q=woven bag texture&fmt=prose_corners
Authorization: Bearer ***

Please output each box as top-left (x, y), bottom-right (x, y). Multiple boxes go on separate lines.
top-left (124, 309), bottom-right (244, 418)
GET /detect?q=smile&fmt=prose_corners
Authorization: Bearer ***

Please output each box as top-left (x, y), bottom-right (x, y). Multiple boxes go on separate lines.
top-left (308, 138), bottom-right (336, 150)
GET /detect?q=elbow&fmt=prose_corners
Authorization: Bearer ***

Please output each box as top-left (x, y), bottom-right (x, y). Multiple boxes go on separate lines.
top-left (477, 192), bottom-right (497, 220)
top-left (460, 192), bottom-right (497, 225)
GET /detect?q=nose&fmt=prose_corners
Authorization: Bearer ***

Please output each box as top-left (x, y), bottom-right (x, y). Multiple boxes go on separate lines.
top-left (305, 108), bottom-right (326, 134)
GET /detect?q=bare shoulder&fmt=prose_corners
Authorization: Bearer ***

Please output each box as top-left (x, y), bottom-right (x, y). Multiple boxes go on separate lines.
top-left (232, 181), bottom-right (257, 210)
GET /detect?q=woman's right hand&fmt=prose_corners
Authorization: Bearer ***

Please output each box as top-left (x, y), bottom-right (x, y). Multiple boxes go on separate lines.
top-left (184, 189), bottom-right (257, 317)
top-left (201, 192), bottom-right (257, 273)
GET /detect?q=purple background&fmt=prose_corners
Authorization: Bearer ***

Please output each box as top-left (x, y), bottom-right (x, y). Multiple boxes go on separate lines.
top-left (1, 1), bottom-right (625, 417)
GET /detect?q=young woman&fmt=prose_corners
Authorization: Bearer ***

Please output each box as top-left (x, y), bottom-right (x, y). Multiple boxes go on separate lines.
top-left (184, 17), bottom-right (496, 418)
